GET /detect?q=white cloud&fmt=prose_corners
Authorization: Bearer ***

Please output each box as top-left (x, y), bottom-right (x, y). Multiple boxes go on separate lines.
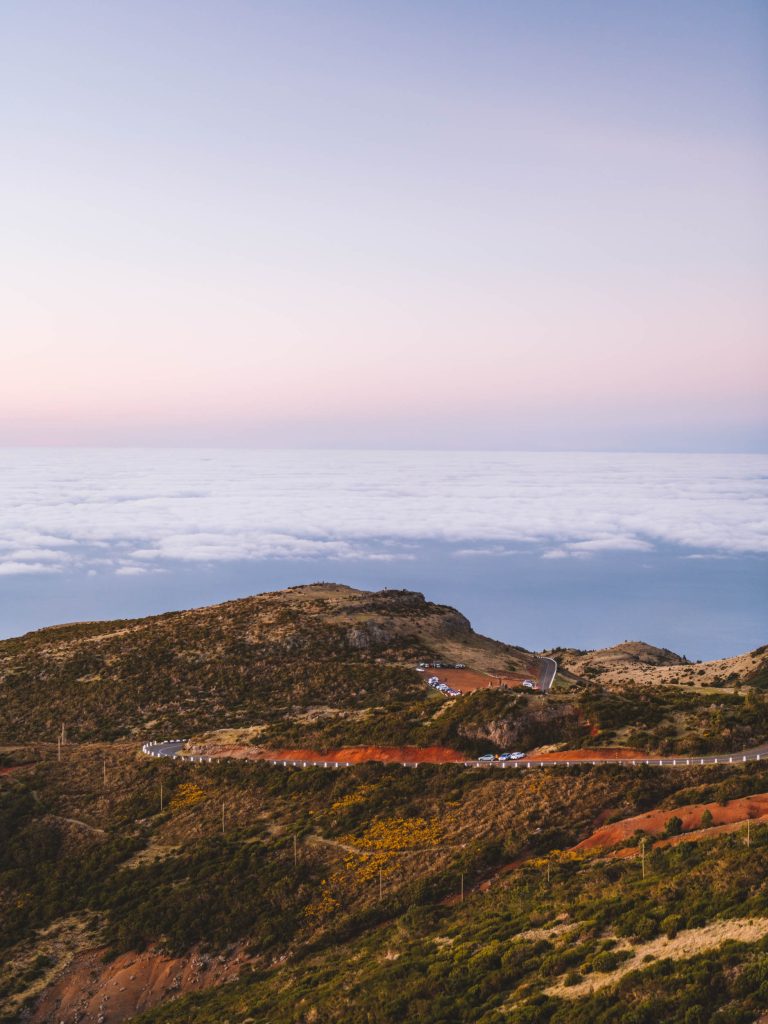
top-left (6, 548), bottom-right (73, 563)
top-left (453, 546), bottom-right (522, 557)
top-left (565, 537), bottom-right (654, 553)
top-left (0, 561), bottom-right (62, 575)
top-left (0, 450), bottom-right (766, 575)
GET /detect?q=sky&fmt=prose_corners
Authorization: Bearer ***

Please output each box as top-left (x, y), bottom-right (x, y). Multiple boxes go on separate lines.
top-left (2, 1), bottom-right (767, 451)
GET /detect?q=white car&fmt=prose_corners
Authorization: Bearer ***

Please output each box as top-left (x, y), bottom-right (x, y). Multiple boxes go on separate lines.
top-left (477, 753), bottom-right (496, 761)
top-left (510, 751), bottom-right (526, 759)
top-left (522, 679), bottom-right (536, 689)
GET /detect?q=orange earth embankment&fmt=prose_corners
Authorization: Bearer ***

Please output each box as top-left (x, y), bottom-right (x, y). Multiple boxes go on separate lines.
top-left (266, 745), bottom-right (466, 764)
top-left (29, 944), bottom-right (248, 1024)
top-left (575, 792), bottom-right (768, 853)
top-left (255, 745), bottom-right (649, 765)
top-left (188, 743), bottom-right (651, 765)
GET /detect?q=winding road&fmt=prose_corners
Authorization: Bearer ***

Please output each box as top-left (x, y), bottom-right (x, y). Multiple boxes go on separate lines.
top-left (537, 655), bottom-right (558, 693)
top-left (141, 657), bottom-right (768, 771)
top-left (142, 740), bottom-right (768, 771)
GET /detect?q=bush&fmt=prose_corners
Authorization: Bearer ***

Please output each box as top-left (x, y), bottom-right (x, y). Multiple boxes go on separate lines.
top-left (660, 914), bottom-right (682, 939)
top-left (591, 951), bottom-right (621, 973)
top-left (663, 816), bottom-right (683, 838)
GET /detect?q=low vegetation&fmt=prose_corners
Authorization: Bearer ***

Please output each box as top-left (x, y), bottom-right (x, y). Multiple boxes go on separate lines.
top-left (1, 585), bottom-right (766, 1022)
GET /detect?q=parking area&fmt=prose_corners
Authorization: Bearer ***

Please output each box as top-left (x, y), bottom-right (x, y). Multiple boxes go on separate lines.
top-left (417, 664), bottom-right (534, 694)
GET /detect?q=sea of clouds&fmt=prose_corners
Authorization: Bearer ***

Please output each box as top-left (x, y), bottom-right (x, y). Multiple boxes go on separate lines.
top-left (1, 449), bottom-right (766, 577)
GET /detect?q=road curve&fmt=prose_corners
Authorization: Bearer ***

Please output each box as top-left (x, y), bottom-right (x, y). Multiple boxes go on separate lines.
top-left (142, 740), bottom-right (768, 771)
top-left (537, 656), bottom-right (558, 693)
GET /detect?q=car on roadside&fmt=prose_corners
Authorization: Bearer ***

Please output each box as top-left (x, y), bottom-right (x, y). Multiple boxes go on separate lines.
top-left (510, 751), bottom-right (526, 759)
top-left (477, 753), bottom-right (496, 761)
top-left (522, 679), bottom-right (537, 689)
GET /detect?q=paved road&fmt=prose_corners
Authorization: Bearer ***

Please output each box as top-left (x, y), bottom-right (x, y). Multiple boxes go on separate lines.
top-left (142, 740), bottom-right (768, 771)
top-left (537, 656), bottom-right (558, 693)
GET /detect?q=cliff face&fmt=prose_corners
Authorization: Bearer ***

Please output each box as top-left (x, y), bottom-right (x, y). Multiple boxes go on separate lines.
top-left (457, 700), bottom-right (583, 751)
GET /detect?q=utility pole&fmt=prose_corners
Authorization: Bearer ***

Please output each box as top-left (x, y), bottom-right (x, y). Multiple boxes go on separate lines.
top-left (547, 859), bottom-right (551, 884)
top-left (640, 838), bottom-right (647, 880)
top-left (57, 735), bottom-right (61, 762)
top-left (747, 817), bottom-right (751, 848)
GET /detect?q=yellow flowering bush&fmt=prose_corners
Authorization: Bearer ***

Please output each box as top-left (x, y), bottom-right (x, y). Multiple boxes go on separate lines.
top-left (330, 784), bottom-right (376, 813)
top-left (304, 879), bottom-right (340, 921)
top-left (169, 782), bottom-right (206, 811)
top-left (341, 817), bottom-right (443, 885)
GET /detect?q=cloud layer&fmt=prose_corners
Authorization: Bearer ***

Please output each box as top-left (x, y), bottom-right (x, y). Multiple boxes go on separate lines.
top-left (0, 449), bottom-right (766, 576)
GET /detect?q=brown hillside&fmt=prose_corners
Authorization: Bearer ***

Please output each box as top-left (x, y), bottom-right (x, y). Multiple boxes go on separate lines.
top-left (0, 584), bottom-right (540, 744)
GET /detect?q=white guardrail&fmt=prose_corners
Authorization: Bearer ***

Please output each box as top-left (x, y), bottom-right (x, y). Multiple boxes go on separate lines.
top-left (141, 741), bottom-right (763, 770)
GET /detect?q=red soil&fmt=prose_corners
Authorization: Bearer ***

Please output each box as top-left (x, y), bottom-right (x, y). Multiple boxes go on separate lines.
top-left (266, 745), bottom-right (466, 764)
top-left (427, 668), bottom-right (528, 693)
top-left (30, 944), bottom-right (249, 1024)
top-left (190, 743), bottom-right (650, 766)
top-left (575, 792), bottom-right (768, 853)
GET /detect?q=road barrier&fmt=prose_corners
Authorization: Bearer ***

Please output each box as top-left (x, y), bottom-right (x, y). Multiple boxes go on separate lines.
top-left (140, 741), bottom-right (768, 771)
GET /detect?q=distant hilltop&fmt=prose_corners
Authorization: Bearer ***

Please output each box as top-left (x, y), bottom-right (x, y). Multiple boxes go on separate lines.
top-left (0, 583), bottom-right (765, 752)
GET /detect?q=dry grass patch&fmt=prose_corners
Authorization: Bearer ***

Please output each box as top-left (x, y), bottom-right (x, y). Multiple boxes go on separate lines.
top-left (547, 917), bottom-right (768, 999)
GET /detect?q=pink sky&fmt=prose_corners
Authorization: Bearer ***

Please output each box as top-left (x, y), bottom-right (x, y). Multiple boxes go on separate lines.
top-left (2, 2), bottom-right (766, 450)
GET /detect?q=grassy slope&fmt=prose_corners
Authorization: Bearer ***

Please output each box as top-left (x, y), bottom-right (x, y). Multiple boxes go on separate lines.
top-left (0, 584), bottom-right (539, 745)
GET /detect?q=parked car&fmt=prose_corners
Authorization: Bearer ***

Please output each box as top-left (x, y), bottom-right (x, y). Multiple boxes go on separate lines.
top-left (510, 751), bottom-right (526, 759)
top-left (477, 753), bottom-right (496, 761)
top-left (522, 679), bottom-right (536, 689)
top-left (498, 752), bottom-right (514, 761)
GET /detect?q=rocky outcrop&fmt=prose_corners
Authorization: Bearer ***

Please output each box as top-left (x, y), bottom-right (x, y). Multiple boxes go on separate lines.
top-left (459, 701), bottom-right (583, 751)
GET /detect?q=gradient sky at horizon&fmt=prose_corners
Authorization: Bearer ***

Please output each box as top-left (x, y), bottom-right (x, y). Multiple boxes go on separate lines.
top-left (3, 1), bottom-right (767, 450)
